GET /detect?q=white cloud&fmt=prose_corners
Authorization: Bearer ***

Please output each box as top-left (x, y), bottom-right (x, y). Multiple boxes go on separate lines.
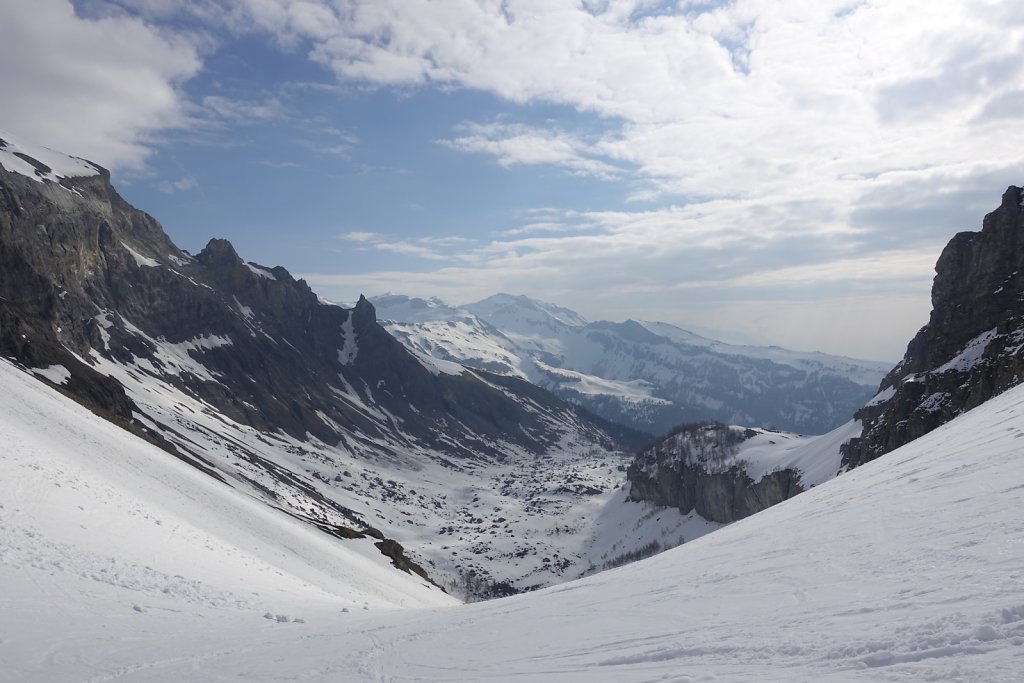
top-left (0, 0), bottom-right (201, 171)
top-left (337, 231), bottom-right (453, 260)
top-left (441, 122), bottom-right (623, 179)
top-left (202, 95), bottom-right (287, 123)
top-left (156, 175), bottom-right (199, 193)
top-left (339, 231), bottom-right (380, 242)
top-left (260, 0), bottom-right (1024, 358)
top-left (373, 241), bottom-right (447, 260)
top-left (500, 221), bottom-right (578, 237)
top-left (12, 0), bottom-right (1022, 359)
top-left (190, 0), bottom-right (1024, 220)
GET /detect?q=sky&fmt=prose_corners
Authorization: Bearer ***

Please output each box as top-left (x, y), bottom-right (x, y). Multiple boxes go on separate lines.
top-left (3, 0), bottom-right (1024, 361)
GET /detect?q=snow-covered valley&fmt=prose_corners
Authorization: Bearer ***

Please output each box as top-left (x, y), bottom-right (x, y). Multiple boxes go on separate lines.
top-left (3, 354), bottom-right (1023, 681)
top-left (4, 126), bottom-right (1024, 683)
top-left (6, 351), bottom-right (727, 599)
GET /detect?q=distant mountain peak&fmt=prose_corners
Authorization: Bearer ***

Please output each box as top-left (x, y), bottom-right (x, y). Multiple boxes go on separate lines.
top-left (467, 293), bottom-right (589, 329)
top-left (376, 291), bottom-right (889, 435)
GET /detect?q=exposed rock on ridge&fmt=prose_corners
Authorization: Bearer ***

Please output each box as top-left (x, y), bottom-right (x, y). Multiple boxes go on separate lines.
top-left (626, 422), bottom-right (803, 524)
top-left (842, 186), bottom-right (1024, 468)
top-left (0, 138), bottom-right (625, 536)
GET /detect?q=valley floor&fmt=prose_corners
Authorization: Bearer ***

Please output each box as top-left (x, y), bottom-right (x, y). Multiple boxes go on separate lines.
top-left (3, 360), bottom-right (1024, 680)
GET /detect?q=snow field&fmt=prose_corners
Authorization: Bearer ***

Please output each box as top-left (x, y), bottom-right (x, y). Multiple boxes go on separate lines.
top-left (0, 357), bottom-right (454, 679)
top-left (0, 128), bottom-right (102, 184)
top-left (4, 357), bottom-right (1024, 680)
top-left (125, 378), bottom-right (1024, 681)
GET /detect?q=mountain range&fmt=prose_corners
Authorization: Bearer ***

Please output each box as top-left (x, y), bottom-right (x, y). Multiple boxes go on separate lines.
top-left (3, 129), bottom-right (1024, 680)
top-left (373, 292), bottom-right (890, 436)
top-left (4, 299), bottom-right (1022, 681)
top-left (0, 129), bottom-right (640, 594)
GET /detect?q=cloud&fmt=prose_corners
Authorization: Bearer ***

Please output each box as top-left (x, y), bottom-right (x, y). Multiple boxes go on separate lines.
top-left (257, 159), bottom-right (301, 169)
top-left (197, 0), bottom-right (1024, 209)
top-left (500, 221), bottom-right (578, 237)
top-left (202, 95), bottom-right (287, 123)
top-left (0, 0), bottom-right (201, 171)
top-left (303, 169), bottom-right (1019, 360)
top-left (16, 0), bottom-right (1024, 359)
top-left (440, 122), bottom-right (624, 179)
top-left (337, 231), bottom-right (451, 260)
top-left (373, 241), bottom-right (446, 260)
top-left (156, 175), bottom-right (199, 193)
top-left (702, 248), bottom-right (940, 289)
top-left (974, 89), bottom-right (1024, 124)
top-left (339, 231), bottom-right (380, 242)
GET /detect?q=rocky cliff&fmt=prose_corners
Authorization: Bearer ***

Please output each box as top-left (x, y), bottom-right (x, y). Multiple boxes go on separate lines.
top-left (0, 132), bottom-right (627, 515)
top-left (627, 422), bottom-right (804, 524)
top-left (841, 186), bottom-right (1024, 468)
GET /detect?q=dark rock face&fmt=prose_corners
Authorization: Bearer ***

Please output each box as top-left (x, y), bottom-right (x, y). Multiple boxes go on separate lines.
top-left (1, 141), bottom-right (637, 592)
top-left (842, 186), bottom-right (1024, 468)
top-left (0, 146), bottom-right (624, 511)
top-left (626, 422), bottom-right (803, 524)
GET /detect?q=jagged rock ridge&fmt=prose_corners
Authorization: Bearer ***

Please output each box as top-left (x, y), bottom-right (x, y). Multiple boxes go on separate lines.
top-left (0, 141), bottom-right (616, 465)
top-left (842, 186), bottom-right (1024, 468)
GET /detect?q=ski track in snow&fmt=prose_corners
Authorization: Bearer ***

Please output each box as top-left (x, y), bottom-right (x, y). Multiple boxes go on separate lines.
top-left (2, 357), bottom-right (1024, 680)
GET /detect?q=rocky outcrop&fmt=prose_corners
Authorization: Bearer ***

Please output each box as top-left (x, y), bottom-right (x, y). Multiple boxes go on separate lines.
top-left (0, 139), bottom-right (625, 481)
top-left (841, 186), bottom-right (1024, 468)
top-left (627, 422), bottom-right (803, 524)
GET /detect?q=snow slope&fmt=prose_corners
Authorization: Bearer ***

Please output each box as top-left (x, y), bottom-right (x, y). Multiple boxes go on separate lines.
top-left (0, 355), bottom-right (454, 678)
top-left (7, 366), bottom-right (1023, 681)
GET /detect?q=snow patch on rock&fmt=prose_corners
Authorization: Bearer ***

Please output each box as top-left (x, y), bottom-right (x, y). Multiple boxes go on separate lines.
top-left (121, 242), bottom-right (160, 268)
top-left (30, 365), bottom-right (71, 386)
top-left (0, 129), bottom-right (102, 185)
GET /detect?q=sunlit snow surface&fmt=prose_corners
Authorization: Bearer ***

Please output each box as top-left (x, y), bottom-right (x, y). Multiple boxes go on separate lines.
top-left (3, 359), bottom-right (1023, 681)
top-left (0, 128), bottom-right (102, 184)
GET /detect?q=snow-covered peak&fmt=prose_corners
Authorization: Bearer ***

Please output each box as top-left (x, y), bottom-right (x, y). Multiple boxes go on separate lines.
top-left (372, 293), bottom-right (465, 323)
top-left (0, 128), bottom-right (103, 185)
top-left (375, 291), bottom-right (889, 435)
top-left (466, 293), bottom-right (589, 332)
